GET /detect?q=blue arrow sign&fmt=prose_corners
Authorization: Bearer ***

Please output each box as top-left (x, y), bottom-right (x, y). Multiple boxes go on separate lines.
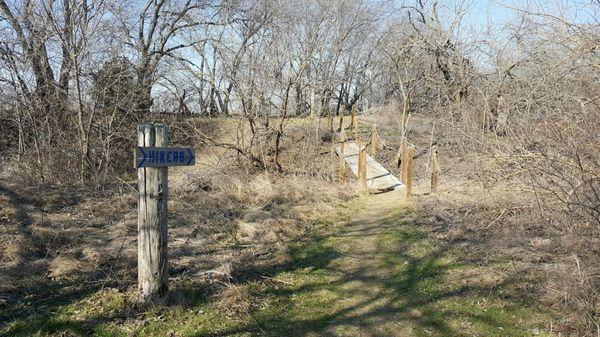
top-left (135, 147), bottom-right (195, 168)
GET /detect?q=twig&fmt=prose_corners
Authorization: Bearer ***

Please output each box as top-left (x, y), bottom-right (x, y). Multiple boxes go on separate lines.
top-left (261, 275), bottom-right (294, 285)
top-left (485, 208), bottom-right (507, 229)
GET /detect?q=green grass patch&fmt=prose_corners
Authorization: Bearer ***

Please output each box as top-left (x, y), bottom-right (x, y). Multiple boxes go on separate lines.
top-left (374, 213), bottom-right (555, 337)
top-left (1, 199), bottom-right (556, 337)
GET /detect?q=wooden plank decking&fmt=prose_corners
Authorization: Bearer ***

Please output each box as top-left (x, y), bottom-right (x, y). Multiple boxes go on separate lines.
top-left (336, 140), bottom-right (404, 192)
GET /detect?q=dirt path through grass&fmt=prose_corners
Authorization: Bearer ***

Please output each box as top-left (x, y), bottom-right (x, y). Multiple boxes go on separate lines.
top-left (1, 189), bottom-right (556, 337)
top-left (232, 191), bottom-right (554, 337)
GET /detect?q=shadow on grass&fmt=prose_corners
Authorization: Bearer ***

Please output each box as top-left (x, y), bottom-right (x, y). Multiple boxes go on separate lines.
top-left (204, 208), bottom-right (547, 337)
top-left (1, 192), bottom-right (547, 337)
top-left (0, 182), bottom-right (335, 336)
top-left (0, 183), bottom-right (132, 336)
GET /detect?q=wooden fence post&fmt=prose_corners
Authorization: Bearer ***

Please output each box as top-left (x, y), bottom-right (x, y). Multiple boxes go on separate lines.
top-left (405, 146), bottom-right (414, 200)
top-left (430, 148), bottom-right (439, 193)
top-left (338, 107), bottom-right (344, 131)
top-left (358, 141), bottom-right (367, 190)
top-left (338, 131), bottom-right (346, 182)
top-left (137, 123), bottom-right (169, 302)
top-left (349, 105), bottom-right (356, 136)
top-left (370, 124), bottom-right (378, 157)
top-left (330, 131), bottom-right (336, 178)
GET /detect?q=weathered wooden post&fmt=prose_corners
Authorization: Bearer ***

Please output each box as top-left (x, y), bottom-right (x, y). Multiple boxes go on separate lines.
top-left (353, 117), bottom-right (360, 140)
top-left (349, 105), bottom-right (356, 136)
top-left (405, 146), bottom-right (415, 200)
top-left (137, 123), bottom-right (168, 302)
top-left (328, 108), bottom-right (335, 133)
top-left (430, 147), bottom-right (439, 193)
top-left (330, 131), bottom-right (336, 178)
top-left (135, 123), bottom-right (195, 302)
top-left (338, 107), bottom-right (344, 132)
top-left (338, 131), bottom-right (346, 182)
top-left (358, 141), bottom-right (367, 190)
top-left (370, 124), bottom-right (378, 157)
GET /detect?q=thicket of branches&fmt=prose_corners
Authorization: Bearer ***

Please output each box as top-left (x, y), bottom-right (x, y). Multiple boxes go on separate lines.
top-left (1, 0), bottom-right (599, 330)
top-left (0, 0), bottom-right (597, 215)
top-left (1, 0), bottom-right (596, 182)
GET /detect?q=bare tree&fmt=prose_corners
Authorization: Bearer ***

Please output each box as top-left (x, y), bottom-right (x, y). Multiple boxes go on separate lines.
top-left (113, 0), bottom-right (218, 115)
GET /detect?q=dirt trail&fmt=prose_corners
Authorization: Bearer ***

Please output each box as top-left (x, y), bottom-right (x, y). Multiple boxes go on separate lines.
top-left (312, 191), bottom-right (410, 336)
top-left (304, 191), bottom-right (417, 336)
top-left (258, 189), bottom-right (552, 337)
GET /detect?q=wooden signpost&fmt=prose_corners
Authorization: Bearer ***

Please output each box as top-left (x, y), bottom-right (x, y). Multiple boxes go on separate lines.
top-left (135, 123), bottom-right (195, 302)
top-left (135, 147), bottom-right (195, 168)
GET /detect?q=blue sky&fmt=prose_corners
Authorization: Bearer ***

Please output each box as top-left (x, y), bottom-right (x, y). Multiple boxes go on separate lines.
top-left (436, 0), bottom-right (598, 68)
top-left (465, 0), bottom-right (514, 28)
top-left (462, 0), bottom-right (598, 30)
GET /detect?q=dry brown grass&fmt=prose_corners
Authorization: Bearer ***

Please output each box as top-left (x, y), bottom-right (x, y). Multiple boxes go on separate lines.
top-left (359, 107), bottom-right (599, 335)
top-left (1, 237), bottom-right (36, 264)
top-left (48, 254), bottom-right (93, 281)
top-left (213, 285), bottom-right (254, 317)
top-left (3, 111), bottom-right (595, 334)
top-left (0, 116), bottom-right (355, 333)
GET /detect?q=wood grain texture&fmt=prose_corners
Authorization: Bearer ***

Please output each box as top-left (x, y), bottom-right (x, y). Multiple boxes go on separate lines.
top-left (358, 142), bottom-right (367, 190)
top-left (138, 123), bottom-right (169, 302)
top-left (336, 139), bottom-right (403, 192)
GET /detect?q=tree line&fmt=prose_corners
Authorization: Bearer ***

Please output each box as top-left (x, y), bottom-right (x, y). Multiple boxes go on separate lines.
top-left (0, 0), bottom-right (597, 187)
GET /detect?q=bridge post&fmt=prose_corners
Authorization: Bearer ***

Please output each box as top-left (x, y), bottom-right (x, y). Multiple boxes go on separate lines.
top-left (338, 131), bottom-right (347, 182)
top-left (370, 125), bottom-right (378, 157)
top-left (358, 141), bottom-right (367, 190)
top-left (430, 148), bottom-right (439, 193)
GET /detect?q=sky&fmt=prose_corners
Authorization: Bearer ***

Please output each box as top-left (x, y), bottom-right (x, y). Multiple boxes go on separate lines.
top-left (431, 0), bottom-right (598, 68)
top-left (464, 0), bottom-right (514, 28)
top-left (462, 0), bottom-right (598, 30)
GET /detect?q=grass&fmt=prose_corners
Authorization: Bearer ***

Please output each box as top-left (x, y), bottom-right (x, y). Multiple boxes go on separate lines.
top-left (1, 198), bottom-right (556, 337)
top-left (374, 213), bottom-right (550, 337)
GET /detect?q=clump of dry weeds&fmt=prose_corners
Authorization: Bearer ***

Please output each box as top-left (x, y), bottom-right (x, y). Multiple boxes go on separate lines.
top-left (366, 107), bottom-right (599, 334)
top-left (0, 116), bottom-right (355, 331)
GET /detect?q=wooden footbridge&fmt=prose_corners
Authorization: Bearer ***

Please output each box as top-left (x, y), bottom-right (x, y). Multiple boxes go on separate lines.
top-left (336, 138), bottom-right (404, 192)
